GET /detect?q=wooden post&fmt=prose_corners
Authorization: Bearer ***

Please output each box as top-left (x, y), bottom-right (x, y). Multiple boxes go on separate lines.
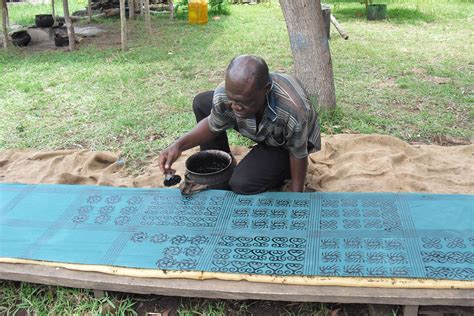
top-left (1, 0), bottom-right (7, 49)
top-left (330, 14), bottom-right (348, 40)
top-left (128, 0), bottom-right (134, 19)
top-left (119, 0), bottom-right (127, 51)
top-left (403, 305), bottom-right (419, 316)
top-left (139, 0), bottom-right (143, 15)
top-left (87, 0), bottom-right (92, 23)
top-left (144, 0), bottom-right (151, 34)
top-left (2, 0), bottom-right (8, 28)
top-left (62, 0), bottom-right (76, 51)
top-left (51, 0), bottom-right (56, 24)
top-left (169, 0), bottom-right (173, 19)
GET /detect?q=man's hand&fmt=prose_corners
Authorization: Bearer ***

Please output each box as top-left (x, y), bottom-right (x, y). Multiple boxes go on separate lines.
top-left (289, 154), bottom-right (308, 192)
top-left (159, 143), bottom-right (182, 174)
top-left (158, 117), bottom-right (219, 175)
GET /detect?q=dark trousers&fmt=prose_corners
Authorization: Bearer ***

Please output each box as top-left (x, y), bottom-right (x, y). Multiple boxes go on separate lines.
top-left (192, 91), bottom-right (291, 195)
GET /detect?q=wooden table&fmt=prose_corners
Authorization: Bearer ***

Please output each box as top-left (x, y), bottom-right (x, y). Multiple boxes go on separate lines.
top-left (1, 263), bottom-right (473, 316)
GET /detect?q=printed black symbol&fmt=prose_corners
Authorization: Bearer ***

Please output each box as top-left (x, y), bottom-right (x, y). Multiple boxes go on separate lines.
top-left (320, 220), bottom-right (337, 230)
top-left (95, 214), bottom-right (110, 224)
top-left (114, 215), bottom-right (130, 225)
top-left (131, 232), bottom-right (148, 242)
top-left (322, 251), bottom-right (341, 263)
top-left (320, 238), bottom-right (339, 249)
top-left (345, 251), bottom-right (364, 263)
top-left (87, 194), bottom-right (102, 204)
top-left (343, 219), bottom-right (361, 229)
top-left (257, 198), bottom-right (273, 206)
top-left (445, 237), bottom-right (466, 249)
top-left (150, 233), bottom-right (169, 243)
top-left (105, 195), bottom-right (121, 204)
top-left (275, 199), bottom-right (290, 207)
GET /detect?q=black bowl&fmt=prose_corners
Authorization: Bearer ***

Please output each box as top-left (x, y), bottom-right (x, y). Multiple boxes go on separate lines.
top-left (35, 14), bottom-right (54, 28)
top-left (11, 31), bottom-right (31, 47)
top-left (54, 33), bottom-right (69, 47)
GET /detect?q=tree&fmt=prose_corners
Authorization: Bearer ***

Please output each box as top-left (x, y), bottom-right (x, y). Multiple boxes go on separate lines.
top-left (279, 0), bottom-right (336, 112)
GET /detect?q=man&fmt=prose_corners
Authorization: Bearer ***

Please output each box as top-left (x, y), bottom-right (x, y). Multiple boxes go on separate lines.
top-left (159, 55), bottom-right (321, 194)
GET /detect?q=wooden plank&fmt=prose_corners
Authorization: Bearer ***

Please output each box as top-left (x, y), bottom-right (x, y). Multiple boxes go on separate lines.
top-left (0, 263), bottom-right (473, 306)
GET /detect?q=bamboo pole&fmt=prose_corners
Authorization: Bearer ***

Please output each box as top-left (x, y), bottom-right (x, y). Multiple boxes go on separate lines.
top-left (144, 0), bottom-right (151, 34)
top-left (1, 0), bottom-right (8, 49)
top-left (87, 0), bottom-right (92, 22)
top-left (119, 0), bottom-right (127, 51)
top-left (62, 0), bottom-right (76, 51)
top-left (128, 0), bottom-right (134, 18)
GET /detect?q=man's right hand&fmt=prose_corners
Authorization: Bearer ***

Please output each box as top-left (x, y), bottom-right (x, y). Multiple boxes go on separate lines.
top-left (158, 117), bottom-right (219, 175)
top-left (159, 143), bottom-right (182, 174)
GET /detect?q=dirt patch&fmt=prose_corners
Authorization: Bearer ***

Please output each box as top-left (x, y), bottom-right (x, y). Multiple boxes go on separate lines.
top-left (3, 23), bottom-right (119, 54)
top-left (373, 77), bottom-right (397, 89)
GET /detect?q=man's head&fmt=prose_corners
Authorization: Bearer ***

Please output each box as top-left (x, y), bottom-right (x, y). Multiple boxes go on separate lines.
top-left (225, 55), bottom-right (272, 119)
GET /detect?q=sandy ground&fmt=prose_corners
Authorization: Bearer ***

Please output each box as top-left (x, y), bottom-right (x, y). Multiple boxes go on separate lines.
top-left (1, 134), bottom-right (473, 194)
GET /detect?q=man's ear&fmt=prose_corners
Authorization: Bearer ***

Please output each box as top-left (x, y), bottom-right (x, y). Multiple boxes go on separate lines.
top-left (265, 80), bottom-right (273, 94)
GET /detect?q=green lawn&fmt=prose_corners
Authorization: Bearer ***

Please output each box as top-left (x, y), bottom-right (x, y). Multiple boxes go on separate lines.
top-left (0, 0), bottom-right (473, 314)
top-left (1, 0), bottom-right (473, 172)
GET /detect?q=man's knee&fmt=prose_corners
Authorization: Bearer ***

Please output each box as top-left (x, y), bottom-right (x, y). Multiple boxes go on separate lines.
top-left (192, 91), bottom-right (213, 116)
top-left (229, 173), bottom-right (261, 195)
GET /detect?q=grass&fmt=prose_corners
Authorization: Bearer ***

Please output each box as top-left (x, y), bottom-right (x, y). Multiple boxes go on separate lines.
top-left (1, 0), bottom-right (473, 174)
top-left (0, 281), bottom-right (137, 315)
top-left (0, 0), bottom-right (472, 313)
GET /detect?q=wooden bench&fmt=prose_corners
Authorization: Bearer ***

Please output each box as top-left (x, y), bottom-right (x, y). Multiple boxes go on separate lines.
top-left (1, 262), bottom-right (472, 316)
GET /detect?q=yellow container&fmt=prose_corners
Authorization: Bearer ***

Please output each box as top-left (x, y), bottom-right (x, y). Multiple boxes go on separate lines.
top-left (188, 0), bottom-right (208, 25)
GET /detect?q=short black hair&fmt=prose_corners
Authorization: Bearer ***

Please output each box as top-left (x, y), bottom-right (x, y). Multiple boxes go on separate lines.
top-left (226, 55), bottom-right (270, 90)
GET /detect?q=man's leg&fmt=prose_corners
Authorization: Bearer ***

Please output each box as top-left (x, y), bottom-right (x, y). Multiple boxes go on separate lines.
top-left (192, 91), bottom-right (231, 153)
top-left (229, 144), bottom-right (291, 195)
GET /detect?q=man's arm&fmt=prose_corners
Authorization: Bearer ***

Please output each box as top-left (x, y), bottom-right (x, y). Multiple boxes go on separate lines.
top-left (159, 117), bottom-right (218, 173)
top-left (289, 154), bottom-right (308, 192)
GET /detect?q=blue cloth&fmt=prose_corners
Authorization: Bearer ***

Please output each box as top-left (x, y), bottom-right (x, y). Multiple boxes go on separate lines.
top-left (1, 184), bottom-right (472, 280)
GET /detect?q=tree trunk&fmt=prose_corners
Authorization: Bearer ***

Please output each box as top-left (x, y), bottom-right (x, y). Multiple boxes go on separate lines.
top-left (144, 0), bottom-right (151, 34)
top-left (119, 0), bottom-right (127, 51)
top-left (129, 0), bottom-right (134, 19)
top-left (1, 0), bottom-right (7, 49)
top-left (63, 0), bottom-right (76, 51)
top-left (279, 0), bottom-right (336, 112)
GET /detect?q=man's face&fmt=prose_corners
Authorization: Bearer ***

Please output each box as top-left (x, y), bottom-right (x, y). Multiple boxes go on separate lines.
top-left (225, 78), bottom-right (269, 119)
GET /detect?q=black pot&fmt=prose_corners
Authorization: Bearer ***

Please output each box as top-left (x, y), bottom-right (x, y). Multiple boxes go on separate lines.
top-left (35, 14), bottom-right (54, 28)
top-left (367, 4), bottom-right (387, 20)
top-left (54, 33), bottom-right (69, 47)
top-left (11, 31), bottom-right (31, 47)
top-left (185, 150), bottom-right (235, 190)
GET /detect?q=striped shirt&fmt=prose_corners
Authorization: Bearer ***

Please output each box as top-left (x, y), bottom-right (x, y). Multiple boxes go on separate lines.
top-left (208, 73), bottom-right (321, 159)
